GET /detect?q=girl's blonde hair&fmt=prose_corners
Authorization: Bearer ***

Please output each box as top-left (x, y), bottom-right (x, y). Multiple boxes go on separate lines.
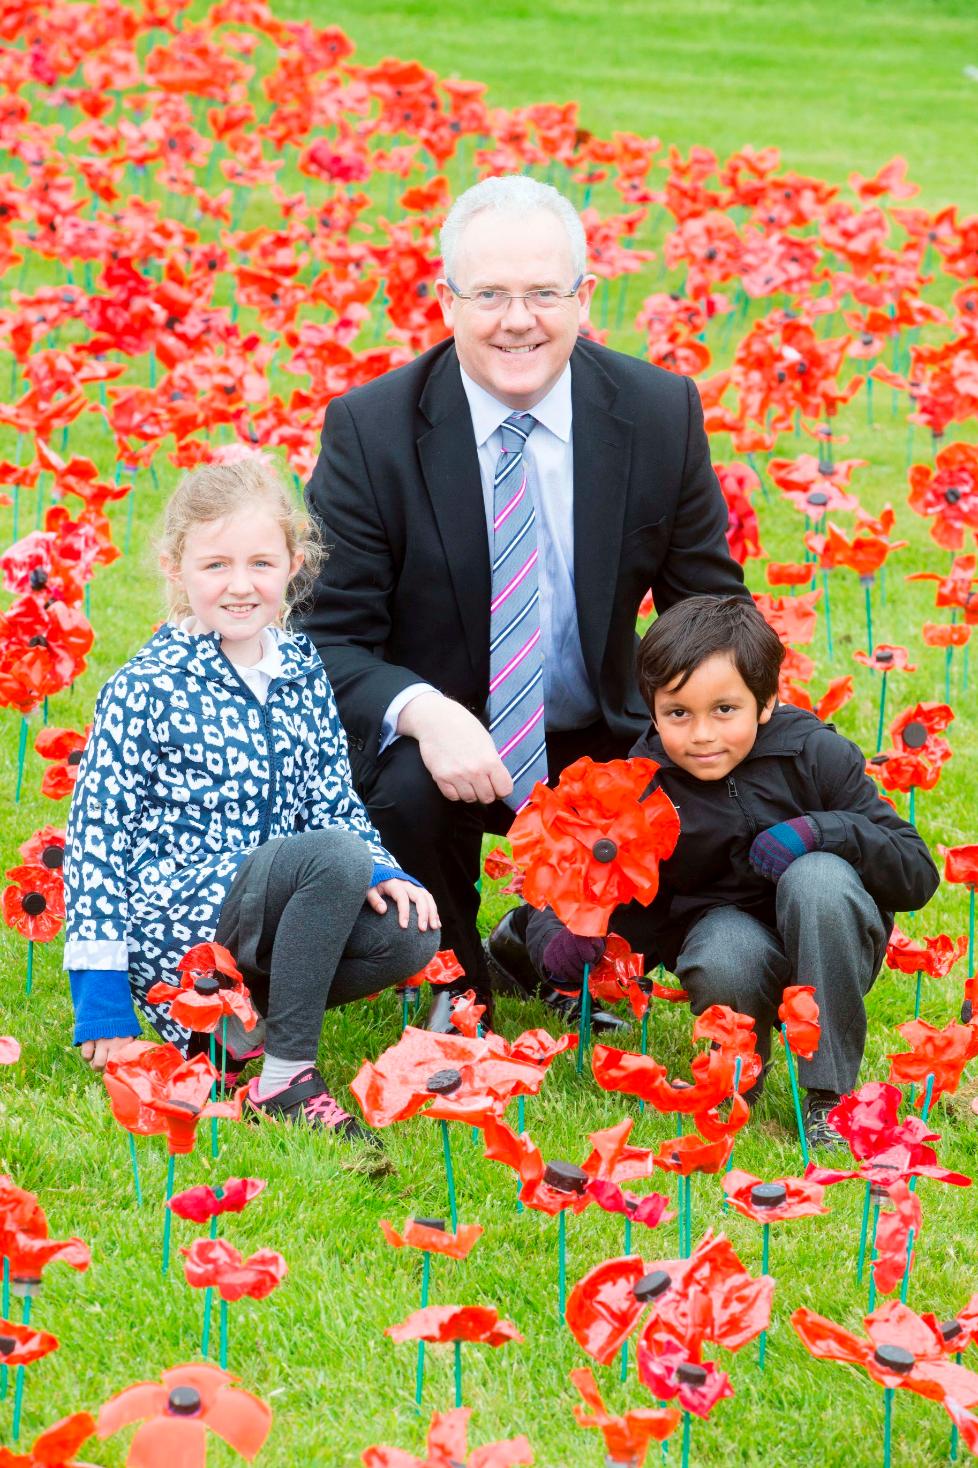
top-left (158, 452), bottom-right (323, 625)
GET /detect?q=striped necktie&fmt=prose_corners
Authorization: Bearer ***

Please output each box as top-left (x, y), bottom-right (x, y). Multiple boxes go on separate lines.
top-left (488, 411), bottom-right (548, 811)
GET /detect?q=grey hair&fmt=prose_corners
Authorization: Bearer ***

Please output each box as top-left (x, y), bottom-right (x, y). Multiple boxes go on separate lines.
top-left (439, 174), bottom-right (587, 281)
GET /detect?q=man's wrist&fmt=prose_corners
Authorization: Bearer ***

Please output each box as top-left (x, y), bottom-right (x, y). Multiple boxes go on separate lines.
top-left (396, 690), bottom-right (452, 739)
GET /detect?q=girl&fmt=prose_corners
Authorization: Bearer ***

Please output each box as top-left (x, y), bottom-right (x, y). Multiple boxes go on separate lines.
top-left (63, 453), bottom-right (440, 1141)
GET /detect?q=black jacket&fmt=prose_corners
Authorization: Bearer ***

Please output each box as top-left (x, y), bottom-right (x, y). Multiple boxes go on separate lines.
top-left (303, 336), bottom-right (746, 765)
top-left (527, 703), bottom-right (940, 973)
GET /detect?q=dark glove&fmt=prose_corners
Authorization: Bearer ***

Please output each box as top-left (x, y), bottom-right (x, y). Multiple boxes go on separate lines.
top-left (748, 815), bottom-right (822, 882)
top-left (541, 930), bottom-right (606, 988)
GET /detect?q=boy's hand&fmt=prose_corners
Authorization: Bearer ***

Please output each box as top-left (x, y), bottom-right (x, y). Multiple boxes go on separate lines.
top-left (80, 1036), bottom-right (136, 1072)
top-left (542, 930), bottom-right (606, 989)
top-left (749, 815), bottom-right (822, 882)
top-left (367, 879), bottom-right (441, 932)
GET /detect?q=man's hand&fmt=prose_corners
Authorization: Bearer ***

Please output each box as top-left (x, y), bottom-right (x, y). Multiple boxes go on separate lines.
top-left (397, 692), bottom-right (513, 805)
top-left (80, 1035), bottom-right (136, 1072)
top-left (542, 930), bottom-right (606, 989)
top-left (367, 879), bottom-right (441, 931)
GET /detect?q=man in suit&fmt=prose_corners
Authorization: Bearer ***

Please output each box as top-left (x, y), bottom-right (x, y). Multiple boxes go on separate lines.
top-left (304, 174), bottom-right (746, 1031)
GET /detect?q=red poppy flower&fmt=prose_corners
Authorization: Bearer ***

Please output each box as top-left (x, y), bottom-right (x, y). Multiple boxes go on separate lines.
top-left (592, 1038), bottom-right (759, 1116)
top-left (585, 1179), bottom-right (676, 1230)
top-left (0, 1037), bottom-right (20, 1065)
top-left (722, 1169), bottom-right (828, 1223)
top-left (181, 1238), bottom-right (287, 1302)
top-left (0, 1411), bottom-right (97, 1468)
top-left (692, 1093), bottom-right (751, 1144)
top-left (103, 1041), bottom-right (245, 1153)
top-left (402, 948), bottom-right (466, 991)
top-left (886, 928), bottom-right (967, 979)
top-left (361, 1406), bottom-right (534, 1468)
top-left (653, 1134), bottom-right (734, 1176)
top-left (871, 749), bottom-right (948, 795)
top-left (3, 863), bottom-right (65, 942)
top-left (891, 701), bottom-right (954, 755)
top-left (781, 673), bottom-right (855, 722)
top-left (385, 1305), bottom-right (523, 1349)
top-left (493, 1028), bottom-right (576, 1070)
top-left (482, 847), bottom-right (524, 896)
top-left (379, 1217), bottom-right (483, 1260)
top-left (0, 596), bottom-right (93, 712)
top-left (907, 442), bottom-right (978, 550)
top-left (0, 1318), bottom-right (59, 1366)
top-left (766, 561), bottom-right (815, 588)
top-left (753, 589), bottom-right (822, 645)
top-left (691, 1004), bottom-right (757, 1057)
top-left (445, 990), bottom-right (486, 1038)
top-left (571, 1366), bottom-right (679, 1462)
top-left (586, 934), bottom-right (649, 1018)
top-left (872, 1179), bottom-right (923, 1296)
top-left (827, 1082), bottom-right (938, 1163)
top-left (18, 825), bottom-right (65, 874)
top-left (508, 755), bottom-right (680, 936)
top-left (923, 622), bottom-right (971, 647)
top-left (806, 1142), bottom-right (971, 1192)
top-left (636, 1329), bottom-right (735, 1420)
top-left (0, 1227), bottom-right (90, 1295)
top-left (166, 1178), bottom-right (266, 1224)
top-left (768, 453), bottom-right (865, 514)
top-left (352, 1026), bottom-right (544, 1129)
top-left (816, 520), bottom-right (908, 580)
top-left (146, 944), bottom-right (256, 1035)
top-left (480, 1114), bottom-right (591, 1217)
top-left (792, 1300), bottom-right (978, 1412)
top-left (942, 845), bottom-right (978, 886)
top-left (853, 644), bottom-right (917, 673)
top-left (96, 1363), bottom-right (272, 1464)
top-left (714, 462), bottom-right (762, 565)
top-left (887, 1019), bottom-right (978, 1104)
top-left (778, 986), bottom-right (821, 1058)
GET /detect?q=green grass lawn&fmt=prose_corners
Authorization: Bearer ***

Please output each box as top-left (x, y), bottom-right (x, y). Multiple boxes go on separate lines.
top-left (1, 2), bottom-right (978, 1464)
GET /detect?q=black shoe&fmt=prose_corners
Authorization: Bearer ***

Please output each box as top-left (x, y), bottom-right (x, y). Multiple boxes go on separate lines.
top-left (485, 911), bottom-right (629, 1035)
top-left (803, 1090), bottom-right (845, 1149)
top-left (424, 985), bottom-right (496, 1035)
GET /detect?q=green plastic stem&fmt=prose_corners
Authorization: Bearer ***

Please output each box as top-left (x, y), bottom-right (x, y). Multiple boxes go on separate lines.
top-left (782, 1026), bottom-right (809, 1166)
top-left (516, 1094), bottom-right (525, 1213)
top-left (759, 1223), bottom-right (770, 1370)
top-left (856, 1181), bottom-right (872, 1284)
top-left (219, 1297), bottom-right (229, 1369)
top-left (912, 970), bottom-right (923, 1021)
top-left (867, 1202), bottom-right (881, 1313)
top-left (883, 1387), bottom-right (894, 1468)
top-left (0, 1257), bottom-right (8, 1401)
top-left (24, 942), bottom-right (33, 998)
top-left (128, 1132), bottom-right (142, 1206)
top-left (875, 673), bottom-right (887, 754)
top-left (414, 1250), bottom-right (431, 1411)
top-left (558, 1209), bottom-right (567, 1319)
top-left (440, 1121), bottom-right (458, 1232)
top-left (454, 1338), bottom-right (462, 1408)
top-left (681, 1410), bottom-right (692, 1468)
top-left (10, 1294), bottom-right (31, 1442)
top-left (13, 715), bottom-right (27, 805)
top-left (576, 963), bottom-right (591, 1075)
top-left (621, 1215), bottom-right (633, 1382)
top-left (161, 1153), bottom-right (176, 1275)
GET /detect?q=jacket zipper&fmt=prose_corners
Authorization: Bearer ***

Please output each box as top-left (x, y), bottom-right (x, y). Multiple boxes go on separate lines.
top-left (727, 776), bottom-right (758, 836)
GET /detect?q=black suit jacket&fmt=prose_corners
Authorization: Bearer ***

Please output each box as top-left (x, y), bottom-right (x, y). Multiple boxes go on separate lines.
top-left (304, 335), bottom-right (745, 761)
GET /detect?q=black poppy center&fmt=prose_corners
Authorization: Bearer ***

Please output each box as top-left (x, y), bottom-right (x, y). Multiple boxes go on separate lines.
top-left (940, 1319), bottom-right (963, 1343)
top-left (872, 1343), bottom-right (915, 1374)
top-left (874, 649), bottom-right (894, 665)
top-left (901, 720), bottom-right (928, 749)
top-left (807, 490), bottom-right (830, 507)
top-left (29, 568), bottom-right (48, 590)
top-left (542, 1159), bottom-right (588, 1195)
top-left (945, 488), bottom-right (962, 504)
top-left (193, 974), bottom-right (221, 995)
top-left (750, 1182), bottom-right (787, 1209)
top-left (0, 1336), bottom-right (16, 1355)
top-left (860, 332), bottom-right (875, 346)
top-left (27, 634), bottom-right (48, 648)
top-left (168, 1385), bottom-right (203, 1415)
top-left (413, 1216), bottom-right (446, 1231)
top-left (634, 1268), bottom-right (671, 1302)
top-left (21, 891), bottom-right (46, 916)
top-left (167, 1100), bottom-right (200, 1115)
top-left (426, 1068), bottom-right (462, 1095)
top-left (676, 1362), bottom-right (708, 1386)
top-left (67, 749), bottom-right (84, 766)
top-left (592, 838), bottom-right (618, 864)
top-left (41, 844), bottom-right (64, 869)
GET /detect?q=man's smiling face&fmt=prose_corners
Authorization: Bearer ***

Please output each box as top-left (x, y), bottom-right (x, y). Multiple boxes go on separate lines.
top-left (436, 206), bottom-right (595, 410)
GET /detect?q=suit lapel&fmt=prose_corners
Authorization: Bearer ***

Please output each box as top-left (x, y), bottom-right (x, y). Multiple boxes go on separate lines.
top-left (571, 343), bottom-right (633, 681)
top-left (417, 348), bottom-right (490, 687)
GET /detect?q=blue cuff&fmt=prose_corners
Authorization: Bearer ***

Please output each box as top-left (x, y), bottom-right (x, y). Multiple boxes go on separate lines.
top-left (69, 969), bottom-right (141, 1046)
top-left (370, 863), bottom-right (422, 889)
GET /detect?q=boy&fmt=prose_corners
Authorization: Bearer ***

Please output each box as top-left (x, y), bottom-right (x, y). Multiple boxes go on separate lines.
top-left (519, 595), bottom-right (940, 1147)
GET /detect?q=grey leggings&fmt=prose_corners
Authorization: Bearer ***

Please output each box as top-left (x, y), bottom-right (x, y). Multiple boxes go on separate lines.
top-left (215, 829), bottom-right (439, 1060)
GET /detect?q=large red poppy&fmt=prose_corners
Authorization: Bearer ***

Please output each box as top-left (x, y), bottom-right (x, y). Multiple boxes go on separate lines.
top-left (942, 845), bottom-right (978, 886)
top-left (103, 1041), bottom-right (245, 1153)
top-left (349, 1027), bottom-right (545, 1129)
top-left (571, 1367), bottom-right (679, 1461)
top-left (96, 1363), bottom-right (272, 1464)
top-left (508, 755), bottom-right (680, 936)
top-left (886, 928), bottom-right (967, 979)
top-left (585, 933), bottom-right (649, 1018)
top-left (361, 1406), bottom-right (534, 1468)
top-left (887, 1018), bottom-right (978, 1104)
top-left (592, 1037), bottom-right (760, 1115)
top-left (2, 863), bottom-right (65, 942)
top-left (778, 986), bottom-right (821, 1058)
top-left (181, 1238), bottom-right (287, 1302)
top-left (146, 943), bottom-right (256, 1035)
top-left (722, 1170), bottom-right (828, 1223)
top-left (827, 1082), bottom-right (939, 1162)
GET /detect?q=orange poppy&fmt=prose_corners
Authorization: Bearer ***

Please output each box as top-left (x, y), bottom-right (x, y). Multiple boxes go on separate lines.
top-left (96, 1363), bottom-right (271, 1465)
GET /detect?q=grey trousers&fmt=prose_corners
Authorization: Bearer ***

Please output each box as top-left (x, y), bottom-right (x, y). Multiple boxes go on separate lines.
top-left (674, 852), bottom-right (888, 1094)
top-left (215, 829), bottom-right (440, 1061)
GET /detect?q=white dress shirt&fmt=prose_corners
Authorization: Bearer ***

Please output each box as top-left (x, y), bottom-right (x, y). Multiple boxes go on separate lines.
top-left (380, 363), bottom-right (599, 751)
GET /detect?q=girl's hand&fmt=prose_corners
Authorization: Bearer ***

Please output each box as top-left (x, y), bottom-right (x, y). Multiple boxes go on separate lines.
top-left (367, 880), bottom-right (441, 932)
top-left (80, 1035), bottom-right (135, 1073)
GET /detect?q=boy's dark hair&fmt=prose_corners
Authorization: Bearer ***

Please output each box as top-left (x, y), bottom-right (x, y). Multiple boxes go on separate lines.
top-left (637, 595), bottom-right (785, 714)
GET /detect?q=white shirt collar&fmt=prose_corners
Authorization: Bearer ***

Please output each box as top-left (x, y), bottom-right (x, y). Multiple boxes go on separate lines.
top-left (175, 618), bottom-right (285, 678)
top-left (459, 362), bottom-right (572, 447)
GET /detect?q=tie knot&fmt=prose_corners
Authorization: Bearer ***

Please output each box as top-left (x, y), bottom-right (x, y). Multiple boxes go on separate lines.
top-left (500, 411), bottom-right (536, 453)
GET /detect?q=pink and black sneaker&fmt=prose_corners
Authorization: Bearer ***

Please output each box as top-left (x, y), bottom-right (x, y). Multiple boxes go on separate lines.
top-left (247, 1066), bottom-right (379, 1146)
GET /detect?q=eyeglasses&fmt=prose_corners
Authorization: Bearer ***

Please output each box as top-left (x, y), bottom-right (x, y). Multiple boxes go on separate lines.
top-left (445, 275), bottom-right (584, 313)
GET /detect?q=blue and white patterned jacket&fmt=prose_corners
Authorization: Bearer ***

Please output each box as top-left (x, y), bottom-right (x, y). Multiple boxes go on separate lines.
top-left (64, 623), bottom-right (406, 1047)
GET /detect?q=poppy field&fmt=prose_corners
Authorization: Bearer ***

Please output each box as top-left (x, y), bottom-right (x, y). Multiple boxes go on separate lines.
top-left (2, 1), bottom-right (978, 1464)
